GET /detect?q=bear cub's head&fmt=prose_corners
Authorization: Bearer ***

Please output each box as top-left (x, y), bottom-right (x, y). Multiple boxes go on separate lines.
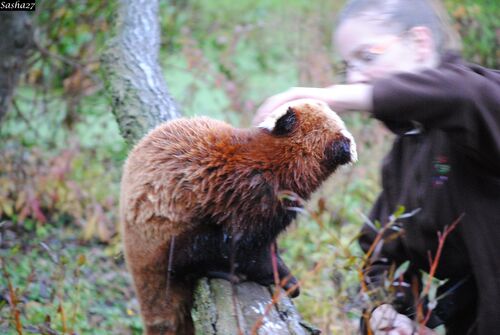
top-left (257, 99), bottom-right (357, 170)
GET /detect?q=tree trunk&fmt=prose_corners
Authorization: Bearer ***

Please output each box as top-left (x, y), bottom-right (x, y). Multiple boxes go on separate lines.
top-left (103, 1), bottom-right (319, 334)
top-left (101, 0), bottom-right (180, 145)
top-left (0, 12), bottom-right (33, 123)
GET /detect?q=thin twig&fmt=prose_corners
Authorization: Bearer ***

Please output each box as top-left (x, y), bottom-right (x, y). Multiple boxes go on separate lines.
top-left (250, 260), bottom-right (325, 334)
top-left (165, 236), bottom-right (175, 298)
top-left (33, 38), bottom-right (102, 85)
top-left (11, 98), bottom-right (43, 139)
top-left (1, 259), bottom-right (23, 335)
top-left (418, 214), bottom-right (464, 326)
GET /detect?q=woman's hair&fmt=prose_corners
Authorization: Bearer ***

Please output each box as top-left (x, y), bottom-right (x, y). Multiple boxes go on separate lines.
top-left (336, 0), bottom-right (461, 54)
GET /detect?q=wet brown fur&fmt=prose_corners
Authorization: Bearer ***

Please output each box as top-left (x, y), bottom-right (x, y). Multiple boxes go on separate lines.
top-left (120, 101), bottom-right (353, 334)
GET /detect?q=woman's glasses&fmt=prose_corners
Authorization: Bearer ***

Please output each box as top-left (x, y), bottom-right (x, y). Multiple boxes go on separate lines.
top-left (342, 35), bottom-right (402, 74)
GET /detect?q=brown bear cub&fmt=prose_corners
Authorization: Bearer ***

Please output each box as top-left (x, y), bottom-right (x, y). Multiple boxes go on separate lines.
top-left (120, 99), bottom-right (357, 334)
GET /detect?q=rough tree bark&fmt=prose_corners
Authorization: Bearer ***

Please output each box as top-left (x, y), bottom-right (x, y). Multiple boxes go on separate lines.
top-left (102, 1), bottom-right (320, 334)
top-left (101, 0), bottom-right (180, 145)
top-left (0, 12), bottom-right (33, 123)
top-left (193, 279), bottom-right (321, 335)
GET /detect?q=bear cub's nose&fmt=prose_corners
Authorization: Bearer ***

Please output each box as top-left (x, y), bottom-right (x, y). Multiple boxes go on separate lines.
top-left (334, 137), bottom-right (353, 165)
top-left (324, 136), bottom-right (355, 168)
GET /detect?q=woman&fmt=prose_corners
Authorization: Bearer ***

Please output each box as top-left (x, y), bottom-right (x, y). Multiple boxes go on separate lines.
top-left (255, 1), bottom-right (500, 334)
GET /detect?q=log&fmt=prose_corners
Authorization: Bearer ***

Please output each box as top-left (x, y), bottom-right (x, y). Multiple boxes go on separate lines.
top-left (193, 279), bottom-right (321, 335)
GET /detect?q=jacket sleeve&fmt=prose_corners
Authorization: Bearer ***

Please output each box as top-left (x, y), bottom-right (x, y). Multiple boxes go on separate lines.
top-left (372, 63), bottom-right (500, 169)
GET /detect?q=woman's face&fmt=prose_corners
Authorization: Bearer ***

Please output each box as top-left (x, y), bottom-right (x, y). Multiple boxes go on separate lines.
top-left (335, 18), bottom-right (425, 84)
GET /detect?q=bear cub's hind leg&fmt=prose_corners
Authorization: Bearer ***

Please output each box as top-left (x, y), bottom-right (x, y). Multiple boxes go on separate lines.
top-left (123, 224), bottom-right (195, 335)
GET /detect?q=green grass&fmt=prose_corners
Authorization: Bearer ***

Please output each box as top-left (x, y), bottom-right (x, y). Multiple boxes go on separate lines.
top-left (0, 221), bottom-right (142, 334)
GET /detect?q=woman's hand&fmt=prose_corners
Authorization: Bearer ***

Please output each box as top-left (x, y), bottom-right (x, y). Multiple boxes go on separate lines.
top-left (370, 304), bottom-right (436, 335)
top-left (253, 87), bottom-right (334, 125)
top-left (253, 84), bottom-right (373, 125)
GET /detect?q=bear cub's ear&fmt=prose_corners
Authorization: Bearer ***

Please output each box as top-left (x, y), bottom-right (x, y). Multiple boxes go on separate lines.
top-left (272, 107), bottom-right (297, 136)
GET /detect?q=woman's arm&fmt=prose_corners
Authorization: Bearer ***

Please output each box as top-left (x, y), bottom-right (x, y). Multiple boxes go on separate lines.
top-left (253, 84), bottom-right (373, 125)
top-left (371, 63), bottom-right (500, 167)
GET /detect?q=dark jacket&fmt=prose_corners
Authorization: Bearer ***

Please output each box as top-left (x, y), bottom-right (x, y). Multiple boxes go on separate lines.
top-left (359, 53), bottom-right (500, 335)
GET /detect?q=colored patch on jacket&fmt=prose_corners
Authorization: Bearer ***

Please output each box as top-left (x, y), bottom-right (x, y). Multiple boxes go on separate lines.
top-left (433, 155), bottom-right (451, 187)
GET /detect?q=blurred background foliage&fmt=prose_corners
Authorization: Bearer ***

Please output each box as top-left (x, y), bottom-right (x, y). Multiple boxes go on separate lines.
top-left (0, 0), bottom-right (498, 334)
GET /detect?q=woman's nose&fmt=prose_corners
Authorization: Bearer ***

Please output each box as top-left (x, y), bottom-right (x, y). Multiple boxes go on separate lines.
top-left (346, 69), bottom-right (370, 84)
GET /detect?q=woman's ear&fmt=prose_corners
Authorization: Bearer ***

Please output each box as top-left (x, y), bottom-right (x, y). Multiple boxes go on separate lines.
top-left (408, 26), bottom-right (436, 63)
